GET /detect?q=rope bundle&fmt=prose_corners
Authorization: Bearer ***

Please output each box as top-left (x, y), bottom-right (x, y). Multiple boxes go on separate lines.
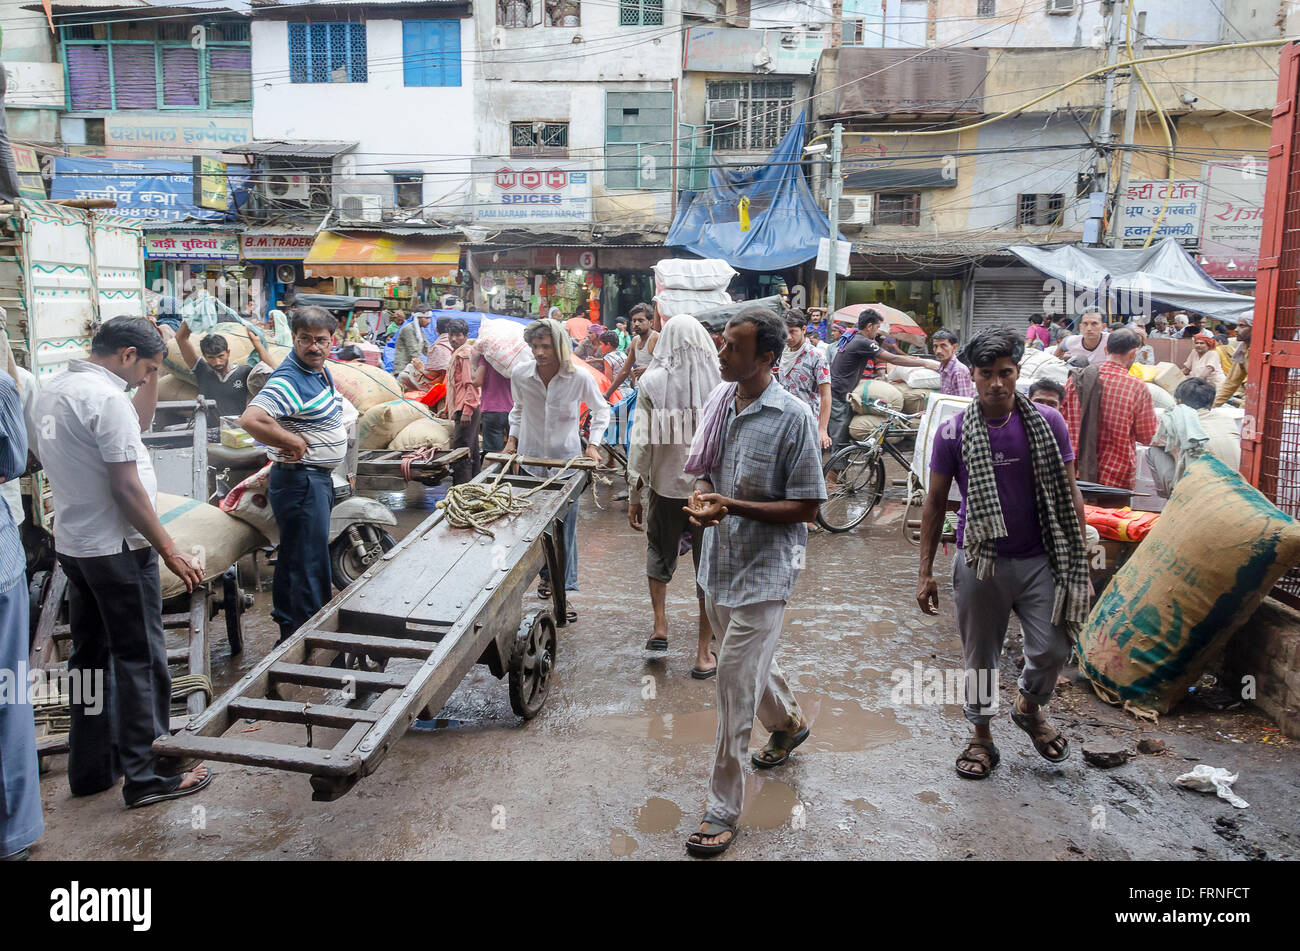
top-left (437, 455), bottom-right (582, 539)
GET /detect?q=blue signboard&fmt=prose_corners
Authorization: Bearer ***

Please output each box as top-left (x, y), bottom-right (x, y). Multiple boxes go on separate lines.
top-left (51, 158), bottom-right (246, 222)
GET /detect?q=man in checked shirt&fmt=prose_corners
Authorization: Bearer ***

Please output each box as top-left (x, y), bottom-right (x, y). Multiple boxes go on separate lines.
top-left (682, 305), bottom-right (826, 857)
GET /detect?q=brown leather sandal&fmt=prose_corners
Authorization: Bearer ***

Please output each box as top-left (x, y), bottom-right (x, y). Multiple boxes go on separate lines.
top-left (956, 740), bottom-right (1000, 779)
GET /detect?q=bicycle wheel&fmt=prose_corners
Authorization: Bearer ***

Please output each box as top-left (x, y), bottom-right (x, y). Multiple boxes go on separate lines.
top-left (818, 445), bottom-right (886, 532)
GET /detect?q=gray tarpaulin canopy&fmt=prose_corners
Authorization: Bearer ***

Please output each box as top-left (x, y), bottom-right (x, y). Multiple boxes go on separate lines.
top-left (1007, 238), bottom-right (1256, 325)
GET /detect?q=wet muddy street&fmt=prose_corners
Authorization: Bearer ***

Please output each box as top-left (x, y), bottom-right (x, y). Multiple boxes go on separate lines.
top-left (32, 466), bottom-right (1300, 860)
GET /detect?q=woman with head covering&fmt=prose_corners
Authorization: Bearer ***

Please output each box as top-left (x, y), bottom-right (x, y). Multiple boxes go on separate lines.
top-left (267, 309), bottom-right (292, 348)
top-left (1182, 329), bottom-right (1226, 389)
top-left (627, 314), bottom-right (724, 677)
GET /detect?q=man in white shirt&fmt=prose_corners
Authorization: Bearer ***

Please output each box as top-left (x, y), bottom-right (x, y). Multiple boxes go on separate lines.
top-left (35, 317), bottom-right (210, 810)
top-left (505, 319), bottom-right (609, 618)
top-left (1052, 311), bottom-right (1109, 367)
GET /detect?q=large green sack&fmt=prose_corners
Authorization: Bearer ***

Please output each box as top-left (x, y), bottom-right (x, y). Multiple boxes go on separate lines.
top-left (1077, 455), bottom-right (1300, 716)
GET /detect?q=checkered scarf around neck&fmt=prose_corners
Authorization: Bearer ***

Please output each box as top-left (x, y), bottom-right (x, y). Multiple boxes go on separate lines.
top-left (960, 391), bottom-right (1091, 625)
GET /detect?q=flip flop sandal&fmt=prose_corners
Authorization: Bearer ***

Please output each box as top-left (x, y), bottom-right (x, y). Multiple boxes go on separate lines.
top-left (690, 665), bottom-right (717, 680)
top-left (536, 584), bottom-right (551, 599)
top-left (1011, 703), bottom-right (1071, 763)
top-left (685, 815), bottom-right (737, 857)
top-left (126, 770), bottom-right (213, 809)
top-left (564, 608), bottom-right (577, 623)
top-left (955, 741), bottom-right (1001, 780)
top-left (752, 724), bottom-right (810, 769)
top-left (644, 636), bottom-right (668, 652)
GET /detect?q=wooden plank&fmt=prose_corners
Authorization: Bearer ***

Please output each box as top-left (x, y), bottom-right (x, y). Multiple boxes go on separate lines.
top-left (152, 732), bottom-right (361, 776)
top-left (28, 564), bottom-right (68, 671)
top-left (229, 697), bottom-right (382, 729)
top-left (303, 631), bottom-right (440, 660)
top-left (187, 586), bottom-right (209, 718)
top-left (268, 662), bottom-right (408, 691)
top-left (482, 453), bottom-right (603, 470)
top-left (178, 632), bottom-right (314, 739)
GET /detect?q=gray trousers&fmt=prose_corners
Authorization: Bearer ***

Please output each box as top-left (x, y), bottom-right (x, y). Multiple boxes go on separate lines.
top-left (703, 598), bottom-right (803, 826)
top-left (951, 553), bottom-right (1071, 726)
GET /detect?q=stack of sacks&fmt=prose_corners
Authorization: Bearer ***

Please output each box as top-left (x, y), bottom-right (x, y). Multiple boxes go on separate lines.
top-left (156, 492), bottom-right (267, 599)
top-left (327, 359), bottom-right (407, 413)
top-left (156, 374), bottom-right (198, 402)
top-left (163, 321), bottom-right (281, 383)
top-left (847, 378), bottom-right (923, 440)
top-left (388, 415), bottom-right (456, 451)
top-left (885, 363), bottom-right (941, 390)
top-left (652, 259), bottom-right (735, 316)
top-left (358, 399), bottom-right (435, 450)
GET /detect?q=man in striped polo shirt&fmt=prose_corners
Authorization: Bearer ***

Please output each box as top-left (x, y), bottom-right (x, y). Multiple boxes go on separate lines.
top-left (241, 307), bottom-right (348, 644)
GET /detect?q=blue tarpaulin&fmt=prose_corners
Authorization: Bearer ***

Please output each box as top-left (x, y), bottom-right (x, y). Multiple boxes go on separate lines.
top-left (666, 110), bottom-right (839, 271)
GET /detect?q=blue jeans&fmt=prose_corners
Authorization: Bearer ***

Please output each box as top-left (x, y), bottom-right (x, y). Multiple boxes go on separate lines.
top-left (0, 575), bottom-right (40, 854)
top-left (480, 411), bottom-right (510, 455)
top-left (538, 496), bottom-right (580, 592)
top-left (268, 466), bottom-right (334, 642)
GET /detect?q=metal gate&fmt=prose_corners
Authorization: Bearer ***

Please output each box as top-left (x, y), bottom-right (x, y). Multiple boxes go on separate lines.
top-left (1242, 41), bottom-right (1300, 606)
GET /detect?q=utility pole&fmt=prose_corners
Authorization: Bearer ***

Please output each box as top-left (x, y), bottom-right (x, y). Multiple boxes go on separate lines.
top-left (1109, 6), bottom-right (1144, 248)
top-left (1088, 0), bottom-right (1122, 246)
top-left (826, 122), bottom-right (843, 314)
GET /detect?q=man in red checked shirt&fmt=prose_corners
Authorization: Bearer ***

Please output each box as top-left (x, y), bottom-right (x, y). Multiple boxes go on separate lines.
top-left (1061, 328), bottom-right (1158, 490)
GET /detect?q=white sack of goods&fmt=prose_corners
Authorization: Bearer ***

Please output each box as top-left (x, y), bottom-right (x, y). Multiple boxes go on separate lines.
top-left (1147, 382), bottom-right (1175, 412)
top-left (327, 359), bottom-right (406, 413)
top-left (157, 492), bottom-right (267, 599)
top-left (389, 416), bottom-right (456, 451)
top-left (163, 322), bottom-right (287, 384)
top-left (1152, 361), bottom-right (1185, 396)
top-left (1019, 349), bottom-right (1070, 385)
top-left (219, 463), bottom-right (278, 546)
top-left (473, 317), bottom-right (529, 376)
top-left (653, 258), bottom-right (737, 292)
top-left (358, 399), bottom-right (434, 450)
top-left (652, 288), bottom-right (732, 317)
top-left (885, 365), bottom-right (941, 390)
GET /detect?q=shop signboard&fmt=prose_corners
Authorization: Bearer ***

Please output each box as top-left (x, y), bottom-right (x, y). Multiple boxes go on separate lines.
top-left (1199, 161), bottom-right (1266, 279)
top-left (11, 145), bottom-right (46, 199)
top-left (104, 115), bottom-right (253, 157)
top-left (471, 160), bottom-right (592, 224)
top-left (194, 156), bottom-right (228, 211)
top-left (240, 233), bottom-right (315, 260)
top-left (52, 158), bottom-right (228, 221)
top-left (1119, 180), bottom-right (1203, 247)
top-left (145, 232), bottom-right (240, 261)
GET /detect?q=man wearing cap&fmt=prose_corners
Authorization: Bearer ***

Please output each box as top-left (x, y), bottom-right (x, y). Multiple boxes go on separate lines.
top-left (1214, 317), bottom-right (1251, 408)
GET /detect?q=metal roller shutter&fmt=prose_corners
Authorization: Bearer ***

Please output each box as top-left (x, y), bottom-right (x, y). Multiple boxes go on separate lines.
top-left (967, 266), bottom-right (1047, 340)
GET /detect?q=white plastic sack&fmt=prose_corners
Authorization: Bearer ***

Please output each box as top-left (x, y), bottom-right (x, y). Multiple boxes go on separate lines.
top-left (1146, 381), bottom-right (1175, 412)
top-left (884, 365), bottom-right (940, 389)
top-left (219, 462), bottom-right (278, 546)
top-left (473, 317), bottom-right (529, 376)
top-left (653, 258), bottom-right (736, 292)
top-left (1020, 349), bottom-right (1070, 385)
top-left (1175, 765), bottom-right (1249, 809)
top-left (652, 288), bottom-right (732, 317)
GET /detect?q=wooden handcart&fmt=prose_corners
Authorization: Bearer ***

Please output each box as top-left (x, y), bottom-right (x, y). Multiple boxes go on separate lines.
top-left (152, 455), bottom-right (592, 800)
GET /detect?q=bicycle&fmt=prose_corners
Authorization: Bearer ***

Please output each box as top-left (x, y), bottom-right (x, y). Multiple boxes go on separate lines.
top-left (818, 401), bottom-right (923, 533)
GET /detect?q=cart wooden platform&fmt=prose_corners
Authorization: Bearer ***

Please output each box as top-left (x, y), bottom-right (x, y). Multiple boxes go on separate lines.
top-left (152, 456), bottom-right (590, 800)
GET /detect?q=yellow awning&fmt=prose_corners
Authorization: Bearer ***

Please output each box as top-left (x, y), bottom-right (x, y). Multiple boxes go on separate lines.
top-left (302, 231), bottom-right (461, 279)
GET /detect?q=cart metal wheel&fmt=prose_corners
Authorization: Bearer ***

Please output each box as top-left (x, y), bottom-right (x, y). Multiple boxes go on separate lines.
top-left (817, 445), bottom-right (885, 533)
top-left (509, 610), bottom-right (557, 720)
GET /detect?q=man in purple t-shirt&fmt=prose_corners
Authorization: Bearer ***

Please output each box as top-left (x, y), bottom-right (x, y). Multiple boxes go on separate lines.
top-left (477, 358), bottom-right (514, 455)
top-left (916, 327), bottom-right (1089, 781)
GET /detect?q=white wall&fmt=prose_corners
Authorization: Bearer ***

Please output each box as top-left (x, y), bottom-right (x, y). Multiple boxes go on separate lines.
top-left (251, 17), bottom-right (476, 219)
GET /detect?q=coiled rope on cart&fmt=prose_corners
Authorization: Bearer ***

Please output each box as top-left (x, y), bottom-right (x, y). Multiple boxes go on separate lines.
top-left (436, 454), bottom-right (583, 539)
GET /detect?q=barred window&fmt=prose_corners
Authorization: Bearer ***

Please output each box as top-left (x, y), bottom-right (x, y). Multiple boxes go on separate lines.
top-left (1017, 193), bottom-right (1064, 227)
top-left (706, 80), bottom-right (794, 152)
top-left (875, 192), bottom-right (921, 226)
top-left (288, 22), bottom-right (367, 84)
top-left (619, 0), bottom-right (663, 26)
top-left (511, 121), bottom-right (569, 157)
top-left (977, 0), bottom-right (996, 16)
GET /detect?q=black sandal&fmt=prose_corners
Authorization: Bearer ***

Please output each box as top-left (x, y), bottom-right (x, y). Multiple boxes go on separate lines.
top-left (955, 740), bottom-right (1000, 780)
top-left (126, 768), bottom-right (213, 809)
top-left (685, 815), bottom-right (737, 857)
top-left (752, 724), bottom-right (810, 768)
top-left (644, 636), bottom-right (668, 652)
top-left (1011, 697), bottom-right (1070, 763)
top-left (536, 583), bottom-right (551, 599)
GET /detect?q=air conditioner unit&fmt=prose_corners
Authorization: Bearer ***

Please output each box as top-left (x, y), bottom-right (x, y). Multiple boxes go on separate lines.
top-left (839, 195), bottom-right (873, 225)
top-left (1046, 0), bottom-right (1077, 14)
top-left (706, 99), bottom-right (740, 123)
top-left (337, 193), bottom-right (383, 222)
top-left (265, 173), bottom-right (309, 201)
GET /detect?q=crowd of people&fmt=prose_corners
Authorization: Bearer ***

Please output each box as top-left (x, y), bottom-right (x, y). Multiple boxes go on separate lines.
top-left (0, 284), bottom-right (1252, 861)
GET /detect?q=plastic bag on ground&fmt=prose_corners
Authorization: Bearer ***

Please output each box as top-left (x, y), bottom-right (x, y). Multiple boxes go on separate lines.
top-left (1175, 765), bottom-right (1249, 808)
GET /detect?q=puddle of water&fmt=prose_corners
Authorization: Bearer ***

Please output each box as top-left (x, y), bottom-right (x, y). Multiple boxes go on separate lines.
top-left (410, 717), bottom-right (474, 732)
top-left (609, 829), bottom-right (638, 857)
top-left (588, 709), bottom-right (719, 746)
top-left (797, 693), bottom-right (911, 751)
top-left (739, 776), bottom-right (800, 830)
top-left (848, 797), bottom-right (877, 813)
top-left (916, 790), bottom-right (950, 813)
top-left (635, 797), bottom-right (683, 835)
